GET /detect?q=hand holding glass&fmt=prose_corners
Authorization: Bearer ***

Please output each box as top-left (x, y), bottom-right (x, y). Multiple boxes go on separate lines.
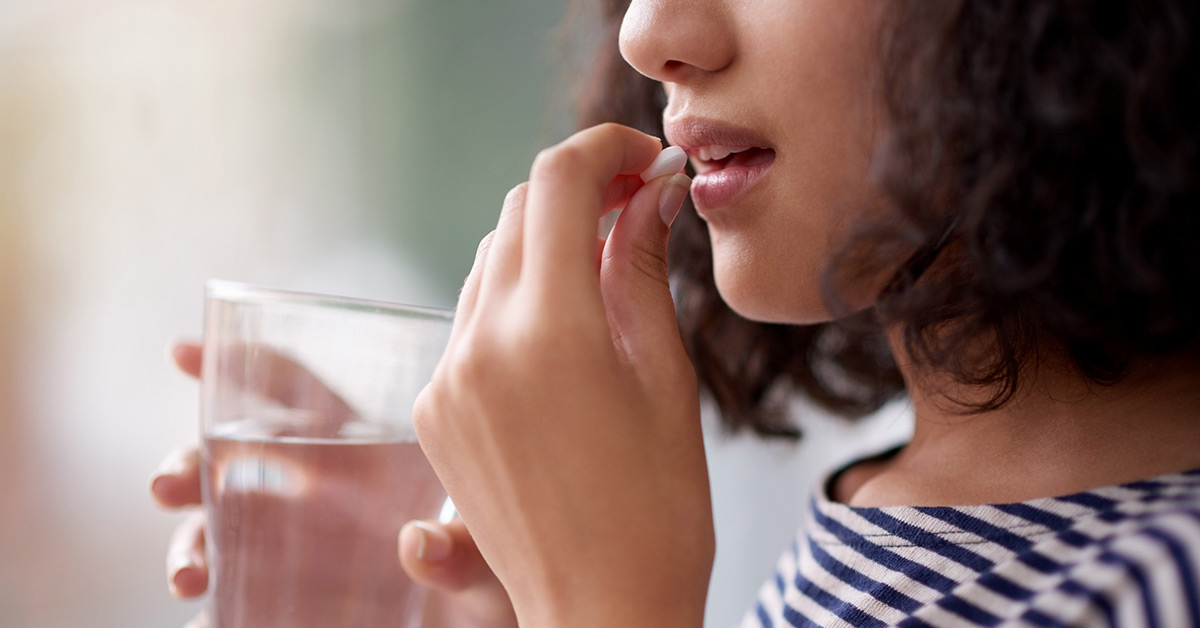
top-left (200, 281), bottom-right (451, 628)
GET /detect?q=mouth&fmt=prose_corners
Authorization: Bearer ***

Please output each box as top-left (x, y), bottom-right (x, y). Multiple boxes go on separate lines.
top-left (689, 145), bottom-right (776, 175)
top-left (665, 119), bottom-right (776, 213)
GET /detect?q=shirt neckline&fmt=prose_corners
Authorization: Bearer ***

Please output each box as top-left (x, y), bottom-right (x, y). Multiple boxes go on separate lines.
top-left (811, 447), bottom-right (1200, 543)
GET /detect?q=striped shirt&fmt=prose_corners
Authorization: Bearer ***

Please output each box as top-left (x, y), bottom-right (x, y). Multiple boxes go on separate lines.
top-left (743, 460), bottom-right (1200, 627)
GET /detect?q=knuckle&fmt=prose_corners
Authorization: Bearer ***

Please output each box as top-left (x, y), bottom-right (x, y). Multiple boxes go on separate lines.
top-left (496, 184), bottom-right (528, 230)
top-left (444, 330), bottom-right (501, 390)
top-left (472, 230), bottom-right (496, 264)
top-left (503, 182), bottom-right (529, 209)
top-left (594, 121), bottom-right (626, 137)
top-left (411, 384), bottom-right (434, 430)
top-left (508, 320), bottom-right (552, 357)
top-left (411, 382), bottom-right (446, 446)
top-left (590, 122), bottom-right (654, 149)
top-left (476, 230), bottom-right (496, 256)
top-left (531, 144), bottom-right (588, 181)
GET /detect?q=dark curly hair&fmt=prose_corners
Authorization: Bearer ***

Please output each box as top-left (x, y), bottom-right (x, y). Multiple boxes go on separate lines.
top-left (863, 0), bottom-right (1200, 410)
top-left (569, 0), bottom-right (1200, 435)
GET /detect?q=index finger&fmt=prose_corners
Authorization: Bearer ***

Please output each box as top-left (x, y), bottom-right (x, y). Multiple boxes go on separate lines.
top-left (524, 124), bottom-right (663, 287)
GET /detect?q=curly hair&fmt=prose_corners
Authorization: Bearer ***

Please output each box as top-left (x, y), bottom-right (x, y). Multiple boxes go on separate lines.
top-left (571, 0), bottom-right (1200, 434)
top-left (863, 0), bottom-right (1200, 410)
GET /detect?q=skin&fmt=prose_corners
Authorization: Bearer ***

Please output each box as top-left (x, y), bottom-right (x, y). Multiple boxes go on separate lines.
top-left (155, 0), bottom-right (1200, 625)
top-left (621, 0), bottom-right (887, 322)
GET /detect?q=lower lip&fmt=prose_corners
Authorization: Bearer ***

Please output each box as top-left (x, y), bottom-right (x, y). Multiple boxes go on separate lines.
top-left (690, 156), bottom-right (774, 214)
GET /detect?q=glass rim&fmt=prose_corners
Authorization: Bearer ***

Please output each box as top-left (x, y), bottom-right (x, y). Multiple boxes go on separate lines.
top-left (205, 279), bottom-right (454, 322)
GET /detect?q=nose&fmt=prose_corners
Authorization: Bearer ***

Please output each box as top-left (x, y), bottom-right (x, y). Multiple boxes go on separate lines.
top-left (619, 0), bottom-right (735, 84)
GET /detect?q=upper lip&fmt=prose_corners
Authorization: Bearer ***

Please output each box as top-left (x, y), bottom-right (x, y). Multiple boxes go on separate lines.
top-left (663, 117), bottom-right (773, 172)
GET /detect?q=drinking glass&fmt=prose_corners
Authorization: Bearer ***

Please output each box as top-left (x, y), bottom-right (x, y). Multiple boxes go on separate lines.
top-left (199, 280), bottom-right (452, 628)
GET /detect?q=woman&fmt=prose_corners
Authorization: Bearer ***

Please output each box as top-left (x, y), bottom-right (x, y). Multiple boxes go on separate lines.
top-left (153, 0), bottom-right (1200, 625)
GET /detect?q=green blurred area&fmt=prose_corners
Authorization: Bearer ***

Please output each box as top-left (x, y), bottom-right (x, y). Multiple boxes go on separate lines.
top-left (301, 0), bottom-right (576, 297)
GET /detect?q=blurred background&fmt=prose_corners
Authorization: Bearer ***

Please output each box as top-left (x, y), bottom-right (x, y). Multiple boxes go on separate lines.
top-left (0, 0), bottom-right (910, 626)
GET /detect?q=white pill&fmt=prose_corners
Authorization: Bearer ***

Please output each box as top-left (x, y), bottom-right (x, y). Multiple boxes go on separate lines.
top-left (639, 145), bottom-right (688, 182)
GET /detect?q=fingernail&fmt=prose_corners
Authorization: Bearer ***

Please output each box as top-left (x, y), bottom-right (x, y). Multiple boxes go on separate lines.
top-left (639, 146), bottom-right (688, 183)
top-left (169, 554), bottom-right (203, 594)
top-left (170, 565), bottom-right (197, 592)
top-left (410, 521), bottom-right (452, 563)
top-left (149, 451), bottom-right (190, 496)
top-left (148, 472), bottom-right (168, 497)
top-left (659, 173), bottom-right (692, 227)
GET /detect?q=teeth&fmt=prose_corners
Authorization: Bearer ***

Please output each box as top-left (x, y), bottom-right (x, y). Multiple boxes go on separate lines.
top-left (697, 145), bottom-right (742, 162)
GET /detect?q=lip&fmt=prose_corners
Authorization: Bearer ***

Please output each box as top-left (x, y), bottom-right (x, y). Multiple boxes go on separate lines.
top-left (664, 118), bottom-right (775, 214)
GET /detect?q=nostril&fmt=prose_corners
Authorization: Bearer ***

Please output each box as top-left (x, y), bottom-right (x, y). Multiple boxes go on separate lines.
top-left (619, 1), bottom-right (736, 81)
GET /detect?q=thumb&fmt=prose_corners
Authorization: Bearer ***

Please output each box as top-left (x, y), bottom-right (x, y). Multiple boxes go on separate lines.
top-left (400, 518), bottom-right (494, 593)
top-left (399, 518), bottom-right (495, 591)
top-left (398, 519), bottom-right (516, 626)
top-left (600, 172), bottom-right (692, 365)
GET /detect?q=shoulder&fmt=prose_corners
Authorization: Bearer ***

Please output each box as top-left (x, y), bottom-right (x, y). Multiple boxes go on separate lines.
top-left (901, 473), bottom-right (1200, 627)
top-left (1028, 476), bottom-right (1200, 627)
top-left (1092, 481), bottom-right (1200, 588)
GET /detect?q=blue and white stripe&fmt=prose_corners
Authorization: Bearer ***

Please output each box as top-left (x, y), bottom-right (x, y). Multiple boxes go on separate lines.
top-left (743, 467), bottom-right (1200, 627)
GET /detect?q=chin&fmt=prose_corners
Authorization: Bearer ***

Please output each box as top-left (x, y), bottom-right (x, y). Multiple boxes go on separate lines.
top-left (711, 261), bottom-right (834, 325)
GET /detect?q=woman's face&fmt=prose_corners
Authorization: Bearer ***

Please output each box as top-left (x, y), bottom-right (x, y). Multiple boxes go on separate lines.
top-left (620, 0), bottom-right (885, 323)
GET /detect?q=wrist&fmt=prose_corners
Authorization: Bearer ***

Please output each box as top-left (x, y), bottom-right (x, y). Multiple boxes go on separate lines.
top-left (521, 608), bottom-right (705, 628)
top-left (514, 583), bottom-right (708, 628)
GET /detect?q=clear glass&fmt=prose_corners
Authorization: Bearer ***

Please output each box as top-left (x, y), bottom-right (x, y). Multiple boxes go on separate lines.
top-left (200, 280), bottom-right (452, 628)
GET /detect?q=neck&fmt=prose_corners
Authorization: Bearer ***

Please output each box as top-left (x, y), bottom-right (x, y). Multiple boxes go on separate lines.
top-left (837, 335), bottom-right (1200, 507)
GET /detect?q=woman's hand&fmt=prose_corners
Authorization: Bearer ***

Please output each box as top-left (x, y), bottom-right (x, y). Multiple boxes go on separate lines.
top-left (414, 123), bottom-right (714, 628)
top-left (150, 342), bottom-right (517, 628)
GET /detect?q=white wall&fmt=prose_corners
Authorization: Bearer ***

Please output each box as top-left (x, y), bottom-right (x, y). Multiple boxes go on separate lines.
top-left (703, 400), bottom-right (912, 627)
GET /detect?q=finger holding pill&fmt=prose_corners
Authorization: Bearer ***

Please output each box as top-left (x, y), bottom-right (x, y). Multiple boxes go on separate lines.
top-left (639, 145), bottom-right (688, 183)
